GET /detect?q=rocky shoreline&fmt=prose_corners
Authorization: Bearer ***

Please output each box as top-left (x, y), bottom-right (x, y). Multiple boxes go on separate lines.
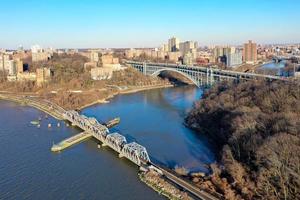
top-left (139, 170), bottom-right (192, 200)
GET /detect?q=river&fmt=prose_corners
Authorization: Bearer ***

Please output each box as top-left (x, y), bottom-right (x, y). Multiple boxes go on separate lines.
top-left (259, 60), bottom-right (287, 76)
top-left (0, 86), bottom-right (215, 199)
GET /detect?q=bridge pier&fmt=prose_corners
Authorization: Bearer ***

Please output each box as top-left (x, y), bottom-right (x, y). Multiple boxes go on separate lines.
top-left (102, 143), bottom-right (108, 147)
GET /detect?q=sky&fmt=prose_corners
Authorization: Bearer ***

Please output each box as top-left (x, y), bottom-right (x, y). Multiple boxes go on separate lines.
top-left (0, 0), bottom-right (299, 49)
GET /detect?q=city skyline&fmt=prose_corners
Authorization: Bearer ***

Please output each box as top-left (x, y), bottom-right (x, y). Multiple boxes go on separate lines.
top-left (1, 0), bottom-right (300, 49)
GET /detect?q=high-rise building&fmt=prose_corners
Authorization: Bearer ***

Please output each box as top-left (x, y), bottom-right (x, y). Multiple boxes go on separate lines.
top-left (31, 45), bottom-right (52, 62)
top-left (212, 46), bottom-right (225, 62)
top-left (32, 52), bottom-right (51, 62)
top-left (179, 41), bottom-right (198, 55)
top-left (100, 54), bottom-right (119, 65)
top-left (90, 51), bottom-right (99, 62)
top-left (243, 40), bottom-right (257, 64)
top-left (16, 59), bottom-right (24, 74)
top-left (168, 37), bottom-right (180, 52)
top-left (224, 47), bottom-right (236, 55)
top-left (226, 51), bottom-right (243, 68)
top-left (0, 54), bottom-right (12, 72)
top-left (36, 68), bottom-right (52, 86)
top-left (7, 60), bottom-right (17, 75)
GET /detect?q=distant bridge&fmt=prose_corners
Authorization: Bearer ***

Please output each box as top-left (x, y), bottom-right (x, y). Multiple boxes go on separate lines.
top-left (273, 55), bottom-right (300, 63)
top-left (126, 61), bottom-right (286, 87)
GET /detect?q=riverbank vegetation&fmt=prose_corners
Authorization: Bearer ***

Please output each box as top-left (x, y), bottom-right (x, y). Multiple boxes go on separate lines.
top-left (185, 80), bottom-right (300, 199)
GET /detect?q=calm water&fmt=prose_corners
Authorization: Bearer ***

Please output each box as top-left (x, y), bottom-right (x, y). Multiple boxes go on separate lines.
top-left (0, 86), bottom-right (215, 199)
top-left (260, 60), bottom-right (287, 76)
top-left (260, 60), bottom-right (286, 70)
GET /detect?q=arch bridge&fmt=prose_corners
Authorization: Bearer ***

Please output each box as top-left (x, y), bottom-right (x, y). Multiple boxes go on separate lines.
top-left (126, 61), bottom-right (284, 87)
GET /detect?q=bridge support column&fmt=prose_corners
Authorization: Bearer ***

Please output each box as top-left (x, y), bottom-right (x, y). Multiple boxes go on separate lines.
top-left (210, 68), bottom-right (213, 85)
top-left (200, 74), bottom-right (203, 86)
top-left (102, 142), bottom-right (108, 147)
top-left (143, 62), bottom-right (147, 75)
top-left (206, 68), bottom-right (209, 85)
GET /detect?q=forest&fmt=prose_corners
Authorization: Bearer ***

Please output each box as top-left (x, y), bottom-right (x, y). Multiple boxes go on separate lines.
top-left (186, 80), bottom-right (300, 199)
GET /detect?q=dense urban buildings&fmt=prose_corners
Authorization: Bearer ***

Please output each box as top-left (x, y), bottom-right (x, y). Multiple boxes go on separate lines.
top-left (89, 52), bottom-right (123, 80)
top-left (1, 39), bottom-right (300, 85)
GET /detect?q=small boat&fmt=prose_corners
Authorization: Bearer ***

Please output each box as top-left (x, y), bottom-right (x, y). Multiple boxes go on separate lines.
top-left (105, 117), bottom-right (120, 128)
top-left (30, 120), bottom-right (40, 125)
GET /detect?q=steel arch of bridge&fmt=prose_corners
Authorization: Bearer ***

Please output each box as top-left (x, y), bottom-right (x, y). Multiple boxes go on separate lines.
top-left (128, 62), bottom-right (218, 87)
top-left (151, 68), bottom-right (204, 87)
top-left (126, 61), bottom-right (285, 87)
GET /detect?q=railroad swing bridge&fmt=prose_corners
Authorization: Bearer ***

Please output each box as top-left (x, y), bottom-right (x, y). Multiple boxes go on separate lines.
top-left (63, 110), bottom-right (151, 166)
top-left (0, 94), bottom-right (152, 167)
top-left (0, 94), bottom-right (219, 199)
top-left (61, 109), bottom-right (216, 199)
top-left (126, 61), bottom-right (285, 87)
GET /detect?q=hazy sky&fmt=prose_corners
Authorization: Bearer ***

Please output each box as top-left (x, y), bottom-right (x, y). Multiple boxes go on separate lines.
top-left (0, 0), bottom-right (299, 49)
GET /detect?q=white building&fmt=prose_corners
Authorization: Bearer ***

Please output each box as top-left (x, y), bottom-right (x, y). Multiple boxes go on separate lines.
top-left (0, 54), bottom-right (17, 75)
top-left (226, 51), bottom-right (243, 68)
top-left (7, 60), bottom-right (17, 75)
top-left (31, 45), bottom-right (43, 53)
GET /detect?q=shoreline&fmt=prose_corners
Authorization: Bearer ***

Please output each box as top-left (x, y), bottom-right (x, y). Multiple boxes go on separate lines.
top-left (0, 83), bottom-right (174, 112)
top-left (139, 170), bottom-right (192, 200)
top-left (77, 84), bottom-right (174, 111)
